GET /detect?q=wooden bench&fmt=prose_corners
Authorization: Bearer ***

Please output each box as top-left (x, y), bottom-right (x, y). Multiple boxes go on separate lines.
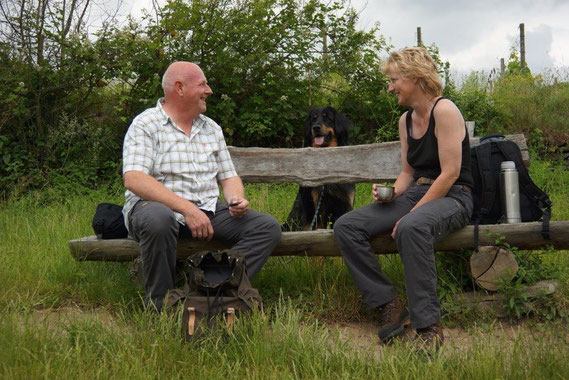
top-left (69, 134), bottom-right (569, 262)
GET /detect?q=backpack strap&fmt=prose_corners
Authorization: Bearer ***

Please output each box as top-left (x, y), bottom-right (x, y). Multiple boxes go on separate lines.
top-left (474, 142), bottom-right (496, 220)
top-left (473, 220), bottom-right (480, 253)
top-left (495, 142), bottom-right (552, 239)
top-left (206, 286), bottom-right (225, 317)
top-left (471, 141), bottom-right (497, 252)
top-left (480, 133), bottom-right (505, 142)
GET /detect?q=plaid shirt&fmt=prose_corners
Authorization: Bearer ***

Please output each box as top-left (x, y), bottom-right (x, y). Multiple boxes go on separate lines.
top-left (122, 98), bottom-right (237, 229)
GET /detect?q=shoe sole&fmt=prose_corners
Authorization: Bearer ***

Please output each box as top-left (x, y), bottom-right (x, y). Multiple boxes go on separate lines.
top-left (378, 308), bottom-right (411, 343)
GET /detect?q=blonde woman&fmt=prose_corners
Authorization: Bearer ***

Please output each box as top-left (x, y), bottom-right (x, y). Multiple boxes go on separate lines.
top-left (334, 47), bottom-right (474, 350)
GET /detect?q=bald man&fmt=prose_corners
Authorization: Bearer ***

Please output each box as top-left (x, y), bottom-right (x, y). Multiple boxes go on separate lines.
top-left (122, 62), bottom-right (281, 311)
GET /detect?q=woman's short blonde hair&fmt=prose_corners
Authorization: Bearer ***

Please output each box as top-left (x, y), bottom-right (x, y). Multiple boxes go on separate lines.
top-left (382, 47), bottom-right (443, 97)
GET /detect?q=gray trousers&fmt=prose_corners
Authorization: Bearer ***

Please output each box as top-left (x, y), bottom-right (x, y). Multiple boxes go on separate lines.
top-left (128, 200), bottom-right (281, 311)
top-left (334, 184), bottom-right (473, 329)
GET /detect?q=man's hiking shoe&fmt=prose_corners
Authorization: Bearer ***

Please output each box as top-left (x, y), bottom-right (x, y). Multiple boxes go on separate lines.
top-left (413, 322), bottom-right (444, 353)
top-left (377, 298), bottom-right (411, 344)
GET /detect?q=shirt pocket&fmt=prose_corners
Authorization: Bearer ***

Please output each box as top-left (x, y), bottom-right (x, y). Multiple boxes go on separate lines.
top-left (195, 140), bottom-right (219, 173)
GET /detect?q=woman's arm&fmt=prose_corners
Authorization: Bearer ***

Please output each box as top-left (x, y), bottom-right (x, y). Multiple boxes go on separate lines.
top-left (373, 113), bottom-right (415, 202)
top-left (393, 112), bottom-right (416, 196)
top-left (409, 99), bottom-right (465, 212)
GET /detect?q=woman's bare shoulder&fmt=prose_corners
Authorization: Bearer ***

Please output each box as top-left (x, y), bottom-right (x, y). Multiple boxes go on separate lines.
top-left (433, 98), bottom-right (460, 114)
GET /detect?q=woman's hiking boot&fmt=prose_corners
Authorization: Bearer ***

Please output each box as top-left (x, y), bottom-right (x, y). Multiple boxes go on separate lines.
top-left (413, 322), bottom-right (444, 353)
top-left (377, 298), bottom-right (410, 344)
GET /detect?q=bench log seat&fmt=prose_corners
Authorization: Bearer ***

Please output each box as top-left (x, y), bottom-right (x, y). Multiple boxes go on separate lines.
top-left (69, 134), bottom-right (569, 261)
top-left (70, 221), bottom-right (569, 261)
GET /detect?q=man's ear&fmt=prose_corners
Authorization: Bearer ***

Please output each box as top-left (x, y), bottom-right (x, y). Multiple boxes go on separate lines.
top-left (175, 80), bottom-right (184, 95)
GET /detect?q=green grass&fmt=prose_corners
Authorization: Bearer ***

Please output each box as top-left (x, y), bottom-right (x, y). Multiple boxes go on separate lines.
top-left (1, 158), bottom-right (569, 378)
top-left (2, 306), bottom-right (569, 379)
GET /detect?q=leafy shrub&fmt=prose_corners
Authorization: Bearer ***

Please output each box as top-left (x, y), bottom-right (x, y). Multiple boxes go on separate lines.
top-left (1, 114), bottom-right (121, 200)
top-left (0, 0), bottom-right (396, 199)
top-left (1, 0), bottom-right (568, 200)
top-left (492, 74), bottom-right (569, 151)
top-left (451, 71), bottom-right (504, 135)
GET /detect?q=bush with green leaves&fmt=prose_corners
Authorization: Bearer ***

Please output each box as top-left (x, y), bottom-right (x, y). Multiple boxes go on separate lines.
top-left (492, 74), bottom-right (569, 151)
top-left (451, 52), bottom-right (569, 155)
top-left (0, 0), bottom-right (397, 199)
top-left (0, 0), bottom-right (128, 198)
top-left (1, 0), bottom-right (568, 200)
top-left (450, 71), bottom-right (504, 135)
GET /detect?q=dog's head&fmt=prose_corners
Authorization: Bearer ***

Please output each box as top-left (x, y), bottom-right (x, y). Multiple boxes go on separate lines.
top-left (304, 106), bottom-right (350, 148)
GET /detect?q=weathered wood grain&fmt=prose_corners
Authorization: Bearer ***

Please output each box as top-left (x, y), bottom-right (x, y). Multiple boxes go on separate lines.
top-left (69, 134), bottom-right (539, 262)
top-left (229, 134), bottom-right (530, 186)
top-left (69, 221), bottom-right (569, 262)
top-left (454, 280), bottom-right (558, 317)
top-left (470, 246), bottom-right (519, 291)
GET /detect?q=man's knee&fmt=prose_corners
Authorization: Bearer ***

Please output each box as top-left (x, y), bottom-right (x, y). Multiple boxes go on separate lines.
top-left (134, 202), bottom-right (179, 238)
top-left (262, 214), bottom-right (282, 243)
top-left (333, 211), bottom-right (354, 238)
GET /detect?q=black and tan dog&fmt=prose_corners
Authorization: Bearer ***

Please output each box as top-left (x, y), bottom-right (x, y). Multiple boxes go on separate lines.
top-left (282, 106), bottom-right (355, 231)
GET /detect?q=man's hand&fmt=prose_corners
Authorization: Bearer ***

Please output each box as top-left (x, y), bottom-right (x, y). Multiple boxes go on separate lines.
top-left (391, 218), bottom-right (401, 239)
top-left (219, 176), bottom-right (248, 218)
top-left (183, 205), bottom-right (214, 240)
top-left (228, 197), bottom-right (249, 218)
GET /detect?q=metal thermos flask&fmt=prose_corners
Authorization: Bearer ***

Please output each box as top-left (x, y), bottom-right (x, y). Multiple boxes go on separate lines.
top-left (500, 161), bottom-right (521, 223)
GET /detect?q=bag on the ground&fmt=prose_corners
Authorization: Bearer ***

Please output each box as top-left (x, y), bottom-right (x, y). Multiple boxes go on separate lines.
top-left (165, 250), bottom-right (262, 341)
top-left (470, 134), bottom-right (552, 248)
top-left (92, 203), bottom-right (129, 239)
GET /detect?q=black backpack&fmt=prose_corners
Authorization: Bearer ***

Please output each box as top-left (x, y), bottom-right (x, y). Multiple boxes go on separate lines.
top-left (470, 134), bottom-right (552, 248)
top-left (165, 250), bottom-right (263, 341)
top-left (92, 203), bottom-right (129, 239)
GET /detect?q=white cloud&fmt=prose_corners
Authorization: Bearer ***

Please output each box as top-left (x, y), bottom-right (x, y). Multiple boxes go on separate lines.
top-left (99, 0), bottom-right (569, 76)
top-left (351, 0), bottom-right (569, 75)
top-left (550, 28), bottom-right (569, 67)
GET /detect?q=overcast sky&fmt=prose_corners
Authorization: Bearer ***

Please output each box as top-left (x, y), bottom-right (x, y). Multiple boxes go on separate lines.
top-left (351, 0), bottom-right (569, 78)
top-left (106, 0), bottom-right (569, 78)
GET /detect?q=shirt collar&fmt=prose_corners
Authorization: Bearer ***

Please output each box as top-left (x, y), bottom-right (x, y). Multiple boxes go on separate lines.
top-left (156, 98), bottom-right (170, 126)
top-left (156, 97), bottom-right (207, 133)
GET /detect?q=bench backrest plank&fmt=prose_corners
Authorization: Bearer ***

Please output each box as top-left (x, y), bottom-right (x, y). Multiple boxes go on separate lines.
top-left (229, 134), bottom-right (529, 186)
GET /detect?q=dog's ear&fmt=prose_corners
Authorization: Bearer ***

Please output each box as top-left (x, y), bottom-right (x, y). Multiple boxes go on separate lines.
top-left (334, 109), bottom-right (351, 146)
top-left (304, 110), bottom-right (314, 147)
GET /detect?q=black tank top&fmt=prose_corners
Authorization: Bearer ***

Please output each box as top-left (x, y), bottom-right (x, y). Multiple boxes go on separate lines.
top-left (405, 97), bottom-right (474, 188)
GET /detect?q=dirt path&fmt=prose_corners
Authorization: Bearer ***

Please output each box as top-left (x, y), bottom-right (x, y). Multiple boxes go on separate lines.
top-left (327, 319), bottom-right (562, 356)
top-left (26, 307), bottom-right (569, 355)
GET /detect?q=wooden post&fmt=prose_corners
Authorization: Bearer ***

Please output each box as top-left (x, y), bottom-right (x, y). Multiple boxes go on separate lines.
top-left (500, 58), bottom-right (505, 76)
top-left (417, 27), bottom-right (422, 46)
top-left (470, 246), bottom-right (519, 291)
top-left (487, 69), bottom-right (495, 91)
top-left (519, 23), bottom-right (526, 73)
top-left (455, 280), bottom-right (558, 316)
